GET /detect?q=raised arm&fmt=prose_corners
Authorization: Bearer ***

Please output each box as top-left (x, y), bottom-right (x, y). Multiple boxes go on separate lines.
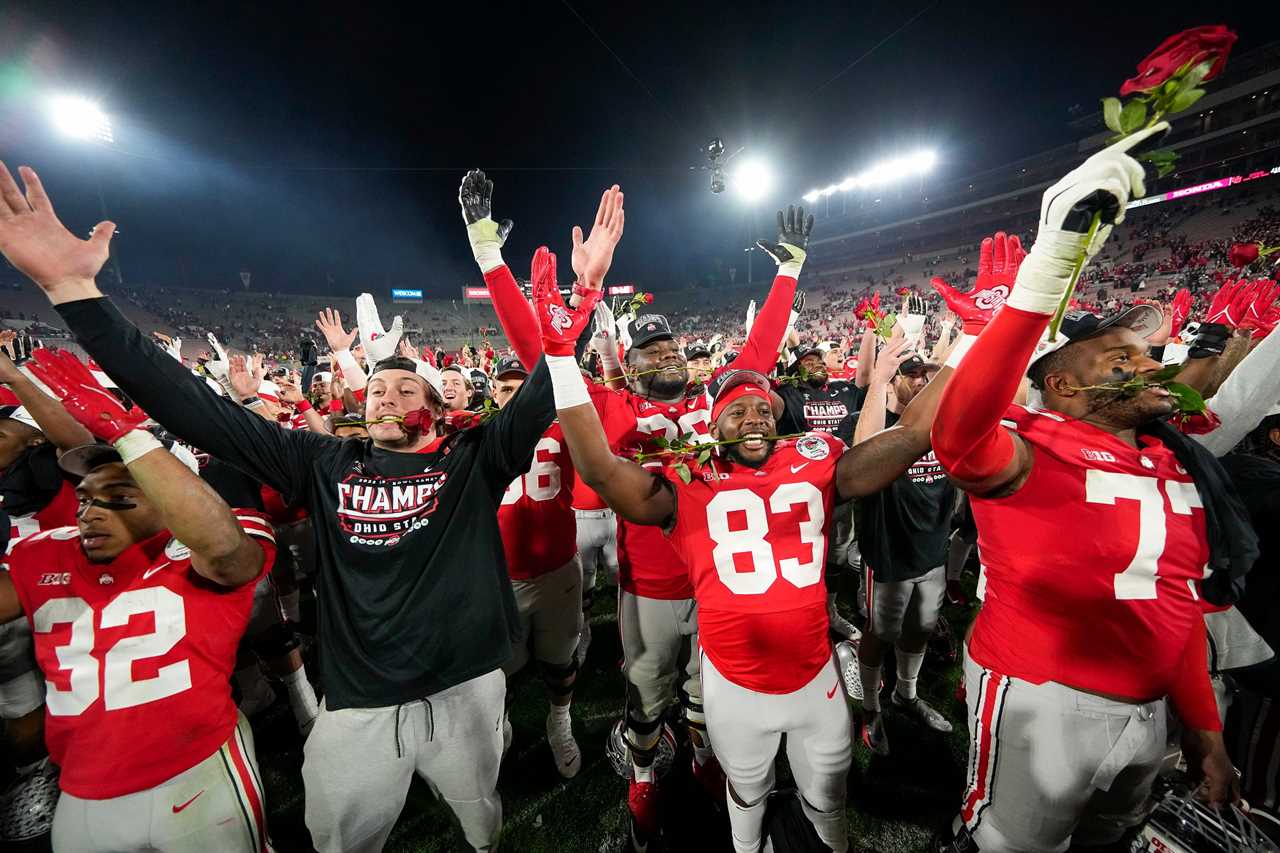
top-left (0, 335), bottom-right (93, 450)
top-left (0, 163), bottom-right (333, 499)
top-left (850, 328), bottom-right (910, 445)
top-left (735, 206), bottom-right (813, 374)
top-left (27, 350), bottom-right (268, 586)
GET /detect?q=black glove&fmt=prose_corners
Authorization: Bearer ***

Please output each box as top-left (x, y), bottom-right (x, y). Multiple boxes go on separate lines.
top-left (458, 169), bottom-right (514, 243)
top-left (756, 205), bottom-right (815, 266)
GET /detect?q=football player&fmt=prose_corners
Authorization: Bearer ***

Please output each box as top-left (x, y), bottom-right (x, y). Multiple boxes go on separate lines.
top-left (4, 349), bottom-right (276, 852)
top-left (932, 124), bottom-right (1245, 851)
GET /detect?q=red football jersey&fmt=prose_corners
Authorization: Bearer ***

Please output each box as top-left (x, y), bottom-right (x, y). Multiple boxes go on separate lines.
top-left (589, 383), bottom-right (713, 599)
top-left (665, 433), bottom-right (843, 693)
top-left (571, 478), bottom-right (607, 511)
top-left (3, 512), bottom-right (276, 798)
top-left (499, 422), bottom-right (578, 580)
top-left (968, 405), bottom-right (1210, 701)
top-left (7, 480), bottom-right (78, 548)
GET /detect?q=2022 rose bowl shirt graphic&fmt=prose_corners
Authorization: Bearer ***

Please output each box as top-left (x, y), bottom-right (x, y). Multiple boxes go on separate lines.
top-left (336, 469), bottom-right (449, 545)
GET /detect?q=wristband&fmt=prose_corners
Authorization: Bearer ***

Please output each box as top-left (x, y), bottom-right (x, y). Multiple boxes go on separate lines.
top-left (334, 349), bottom-right (363, 380)
top-left (113, 429), bottom-right (164, 466)
top-left (572, 282), bottom-right (596, 301)
top-left (295, 400), bottom-right (313, 413)
top-left (548, 354), bottom-right (590, 409)
top-left (466, 220), bottom-right (506, 273)
top-left (943, 334), bottom-right (978, 370)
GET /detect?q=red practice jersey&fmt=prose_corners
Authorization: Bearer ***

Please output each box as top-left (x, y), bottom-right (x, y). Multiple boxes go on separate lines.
top-left (968, 405), bottom-right (1210, 701)
top-left (499, 422), bottom-right (578, 580)
top-left (666, 433), bottom-right (842, 693)
top-left (3, 512), bottom-right (276, 798)
top-left (590, 383), bottom-right (713, 599)
top-left (7, 480), bottom-right (78, 549)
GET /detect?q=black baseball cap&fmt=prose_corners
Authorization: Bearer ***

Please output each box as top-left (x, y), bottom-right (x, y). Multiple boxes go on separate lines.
top-left (685, 342), bottom-right (711, 360)
top-left (627, 314), bottom-right (674, 350)
top-left (1028, 304), bottom-right (1163, 368)
top-left (493, 355), bottom-right (528, 379)
top-left (898, 354), bottom-right (941, 376)
top-left (792, 345), bottom-right (825, 363)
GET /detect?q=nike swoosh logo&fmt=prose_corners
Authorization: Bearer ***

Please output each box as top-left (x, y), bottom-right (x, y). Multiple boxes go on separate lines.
top-left (142, 561), bottom-right (171, 581)
top-left (827, 682), bottom-right (839, 699)
top-left (172, 789), bottom-right (205, 813)
top-left (791, 463), bottom-right (810, 474)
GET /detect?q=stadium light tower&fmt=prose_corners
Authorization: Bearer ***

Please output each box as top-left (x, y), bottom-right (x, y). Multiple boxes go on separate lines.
top-left (732, 157), bottom-right (775, 204)
top-left (47, 96), bottom-right (114, 144)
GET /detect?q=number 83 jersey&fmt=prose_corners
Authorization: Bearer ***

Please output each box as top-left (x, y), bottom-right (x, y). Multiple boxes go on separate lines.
top-left (968, 405), bottom-right (1210, 702)
top-left (664, 433), bottom-right (844, 695)
top-left (2, 512), bottom-right (276, 799)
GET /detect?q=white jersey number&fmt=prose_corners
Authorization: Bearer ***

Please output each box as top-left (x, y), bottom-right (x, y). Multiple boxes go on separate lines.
top-left (32, 589), bottom-right (192, 716)
top-left (1084, 470), bottom-right (1204, 600)
top-left (705, 483), bottom-right (826, 595)
top-left (502, 436), bottom-right (563, 505)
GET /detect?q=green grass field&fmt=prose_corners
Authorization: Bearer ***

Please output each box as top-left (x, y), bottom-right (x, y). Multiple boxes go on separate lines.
top-left (255, 590), bottom-right (976, 853)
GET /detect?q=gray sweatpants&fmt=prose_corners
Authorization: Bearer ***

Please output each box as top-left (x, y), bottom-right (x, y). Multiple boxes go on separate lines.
top-left (618, 590), bottom-right (701, 723)
top-left (302, 669), bottom-right (505, 852)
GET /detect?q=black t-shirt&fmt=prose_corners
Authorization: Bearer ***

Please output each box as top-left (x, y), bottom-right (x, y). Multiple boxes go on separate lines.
top-left (776, 380), bottom-right (866, 446)
top-left (1220, 452), bottom-right (1280, 668)
top-left (58, 297), bottom-right (553, 710)
top-left (856, 410), bottom-right (957, 582)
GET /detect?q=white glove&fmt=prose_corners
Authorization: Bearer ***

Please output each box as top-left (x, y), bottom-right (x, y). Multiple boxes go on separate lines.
top-left (1009, 123), bottom-right (1166, 316)
top-left (355, 293), bottom-right (404, 364)
top-left (591, 301), bottom-right (620, 371)
top-left (745, 299), bottom-right (757, 334)
top-left (616, 312), bottom-right (633, 352)
top-left (204, 332), bottom-right (229, 381)
top-left (897, 293), bottom-right (927, 347)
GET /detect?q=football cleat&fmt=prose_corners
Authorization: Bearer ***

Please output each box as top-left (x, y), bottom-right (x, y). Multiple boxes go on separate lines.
top-left (892, 691), bottom-right (954, 733)
top-left (691, 753), bottom-right (727, 805)
top-left (827, 599), bottom-right (861, 642)
top-left (834, 639), bottom-right (863, 703)
top-left (861, 712), bottom-right (890, 757)
top-left (0, 757), bottom-right (58, 842)
top-left (546, 710), bottom-right (581, 779)
top-left (628, 778), bottom-right (661, 851)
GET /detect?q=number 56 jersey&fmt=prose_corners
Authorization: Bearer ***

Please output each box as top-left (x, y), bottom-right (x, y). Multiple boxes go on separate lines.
top-left (2, 513), bottom-right (276, 799)
top-left (664, 433), bottom-right (844, 695)
top-left (967, 405), bottom-right (1209, 702)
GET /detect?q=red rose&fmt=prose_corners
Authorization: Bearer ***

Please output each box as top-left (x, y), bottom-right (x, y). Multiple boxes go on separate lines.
top-left (643, 293), bottom-right (654, 304)
top-left (896, 287), bottom-right (910, 296)
top-left (1229, 242), bottom-right (1260, 268)
top-left (1119, 25), bottom-right (1237, 96)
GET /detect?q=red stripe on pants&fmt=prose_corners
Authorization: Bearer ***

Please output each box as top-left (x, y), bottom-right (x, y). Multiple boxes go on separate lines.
top-left (228, 730), bottom-right (267, 852)
top-left (961, 670), bottom-right (1006, 824)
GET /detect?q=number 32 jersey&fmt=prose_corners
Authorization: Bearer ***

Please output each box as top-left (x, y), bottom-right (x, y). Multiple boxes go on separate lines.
top-left (3, 513), bottom-right (276, 798)
top-left (967, 405), bottom-right (1209, 701)
top-left (665, 433), bottom-right (844, 694)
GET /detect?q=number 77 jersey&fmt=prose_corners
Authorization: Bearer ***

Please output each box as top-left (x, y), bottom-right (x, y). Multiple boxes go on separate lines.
top-left (2, 513), bottom-right (276, 799)
top-left (967, 405), bottom-right (1210, 702)
top-left (664, 433), bottom-right (844, 694)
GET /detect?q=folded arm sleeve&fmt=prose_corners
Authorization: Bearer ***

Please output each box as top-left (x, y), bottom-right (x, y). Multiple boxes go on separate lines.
top-left (479, 355), bottom-right (557, 485)
top-left (54, 297), bottom-right (336, 501)
top-left (735, 273), bottom-right (797, 374)
top-left (1169, 617), bottom-right (1222, 731)
top-left (483, 264), bottom-right (542, 368)
top-left (931, 306), bottom-right (1048, 483)
top-left (1193, 327), bottom-right (1280, 457)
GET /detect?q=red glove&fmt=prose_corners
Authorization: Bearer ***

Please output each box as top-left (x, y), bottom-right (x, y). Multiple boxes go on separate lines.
top-left (1169, 288), bottom-right (1192, 338)
top-left (531, 246), bottom-right (600, 356)
top-left (27, 349), bottom-right (148, 443)
top-left (931, 231), bottom-right (1026, 334)
top-left (1237, 279), bottom-right (1280, 339)
top-left (1204, 279), bottom-right (1256, 328)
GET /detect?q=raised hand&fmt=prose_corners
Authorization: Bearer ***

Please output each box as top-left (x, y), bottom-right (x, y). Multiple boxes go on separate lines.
top-left (570, 184), bottom-right (625, 289)
top-left (897, 292), bottom-right (928, 346)
top-left (0, 164), bottom-right (116, 299)
top-left (531, 247), bottom-right (600, 356)
top-left (1169, 288), bottom-right (1192, 338)
top-left (1146, 302), bottom-right (1174, 346)
top-left (0, 333), bottom-right (21, 384)
top-left (931, 231), bottom-right (1026, 334)
top-left (227, 354), bottom-right (260, 400)
top-left (459, 169), bottom-right (513, 272)
top-left (1204, 279), bottom-right (1256, 328)
top-left (869, 327), bottom-right (911, 388)
top-left (204, 332), bottom-right (231, 380)
top-left (27, 348), bottom-right (145, 442)
top-left (590, 300), bottom-right (617, 352)
top-left (315, 307), bottom-right (358, 354)
top-left (1236, 278), bottom-right (1280, 339)
top-left (755, 205), bottom-right (814, 273)
top-left (355, 294), bottom-right (403, 364)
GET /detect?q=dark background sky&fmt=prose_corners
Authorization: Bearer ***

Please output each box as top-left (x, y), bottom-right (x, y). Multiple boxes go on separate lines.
top-left (0, 1), bottom-right (1276, 297)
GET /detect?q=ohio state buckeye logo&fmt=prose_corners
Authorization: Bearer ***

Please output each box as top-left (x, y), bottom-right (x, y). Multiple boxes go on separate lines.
top-left (548, 304), bottom-right (574, 332)
top-left (973, 285), bottom-right (1009, 311)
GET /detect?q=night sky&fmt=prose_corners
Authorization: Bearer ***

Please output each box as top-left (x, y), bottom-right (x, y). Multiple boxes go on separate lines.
top-left (0, 1), bottom-right (1275, 297)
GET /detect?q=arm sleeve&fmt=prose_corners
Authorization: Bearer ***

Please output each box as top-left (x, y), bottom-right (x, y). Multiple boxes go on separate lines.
top-left (932, 306), bottom-right (1048, 482)
top-left (482, 264), bottom-right (542, 368)
top-left (735, 273), bottom-right (797, 374)
top-left (479, 355), bottom-right (556, 484)
top-left (1169, 616), bottom-right (1222, 731)
top-left (53, 297), bottom-right (335, 501)
top-left (1193, 329), bottom-right (1280, 457)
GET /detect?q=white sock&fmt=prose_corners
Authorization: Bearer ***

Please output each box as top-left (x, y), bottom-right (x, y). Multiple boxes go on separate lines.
top-left (800, 796), bottom-right (849, 853)
top-left (727, 787), bottom-right (768, 853)
top-left (282, 665), bottom-right (319, 731)
top-left (235, 666), bottom-right (275, 716)
top-left (631, 725), bottom-right (660, 782)
top-left (895, 650), bottom-right (926, 701)
top-left (548, 703), bottom-right (571, 723)
top-left (280, 589), bottom-right (301, 623)
top-left (859, 662), bottom-right (882, 713)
